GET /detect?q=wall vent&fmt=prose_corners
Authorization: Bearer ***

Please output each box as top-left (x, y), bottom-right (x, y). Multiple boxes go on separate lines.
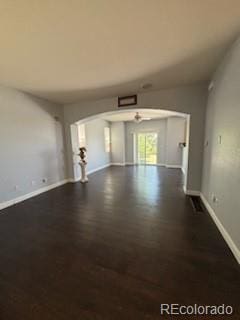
top-left (189, 196), bottom-right (204, 213)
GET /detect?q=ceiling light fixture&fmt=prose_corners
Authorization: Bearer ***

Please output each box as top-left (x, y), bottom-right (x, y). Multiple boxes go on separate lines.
top-left (134, 112), bottom-right (142, 123)
top-left (133, 112), bottom-right (151, 123)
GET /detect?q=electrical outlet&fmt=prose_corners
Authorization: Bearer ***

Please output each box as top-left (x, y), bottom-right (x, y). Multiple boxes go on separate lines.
top-left (218, 135), bottom-right (222, 145)
top-left (14, 185), bottom-right (19, 191)
top-left (212, 194), bottom-right (218, 203)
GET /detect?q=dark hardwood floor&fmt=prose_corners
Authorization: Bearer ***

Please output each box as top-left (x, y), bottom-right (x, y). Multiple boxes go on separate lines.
top-left (0, 166), bottom-right (239, 319)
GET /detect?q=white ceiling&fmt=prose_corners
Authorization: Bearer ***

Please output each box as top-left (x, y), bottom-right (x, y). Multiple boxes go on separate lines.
top-left (0, 1), bottom-right (240, 104)
top-left (102, 109), bottom-right (186, 122)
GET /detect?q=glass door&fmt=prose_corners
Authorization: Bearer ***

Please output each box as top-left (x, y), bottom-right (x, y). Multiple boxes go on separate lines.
top-left (137, 133), bottom-right (157, 164)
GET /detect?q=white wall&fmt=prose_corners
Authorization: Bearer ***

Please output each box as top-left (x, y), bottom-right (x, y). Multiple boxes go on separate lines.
top-left (166, 117), bottom-right (186, 167)
top-left (85, 119), bottom-right (111, 173)
top-left (64, 84), bottom-right (207, 191)
top-left (202, 37), bottom-right (240, 258)
top-left (0, 86), bottom-right (67, 205)
top-left (111, 122), bottom-right (125, 164)
top-left (182, 117), bottom-right (190, 186)
top-left (125, 119), bottom-right (167, 164)
top-left (124, 117), bottom-right (186, 167)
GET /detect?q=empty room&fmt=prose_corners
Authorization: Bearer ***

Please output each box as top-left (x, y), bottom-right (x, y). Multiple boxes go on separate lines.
top-left (0, 1), bottom-right (240, 319)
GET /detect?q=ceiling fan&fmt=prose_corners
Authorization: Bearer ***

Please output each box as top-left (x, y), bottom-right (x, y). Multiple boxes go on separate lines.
top-left (133, 112), bottom-right (151, 123)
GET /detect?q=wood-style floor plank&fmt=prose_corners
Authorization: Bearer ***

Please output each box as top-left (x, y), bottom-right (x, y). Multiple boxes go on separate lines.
top-left (0, 166), bottom-right (239, 319)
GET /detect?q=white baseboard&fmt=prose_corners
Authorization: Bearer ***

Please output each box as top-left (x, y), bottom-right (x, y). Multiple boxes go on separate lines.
top-left (68, 178), bottom-right (80, 183)
top-left (69, 163), bottom-right (112, 182)
top-left (87, 163), bottom-right (111, 175)
top-left (111, 162), bottom-right (126, 166)
top-left (200, 193), bottom-right (240, 265)
top-left (70, 163), bottom-right (183, 183)
top-left (117, 163), bottom-right (180, 169)
top-left (125, 163), bottom-right (167, 167)
top-left (156, 163), bottom-right (166, 167)
top-left (183, 188), bottom-right (201, 196)
top-left (166, 164), bottom-right (182, 169)
top-left (0, 179), bottom-right (68, 211)
top-left (183, 188), bottom-right (240, 265)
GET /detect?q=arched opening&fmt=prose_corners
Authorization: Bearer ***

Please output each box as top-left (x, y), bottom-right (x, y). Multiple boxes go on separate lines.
top-left (69, 108), bottom-right (190, 192)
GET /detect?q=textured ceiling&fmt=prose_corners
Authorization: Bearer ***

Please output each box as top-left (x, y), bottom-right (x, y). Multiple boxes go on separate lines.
top-left (0, 1), bottom-right (240, 104)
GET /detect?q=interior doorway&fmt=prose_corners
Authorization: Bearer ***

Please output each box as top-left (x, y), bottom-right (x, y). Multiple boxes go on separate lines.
top-left (137, 132), bottom-right (158, 165)
top-left (70, 109), bottom-right (190, 193)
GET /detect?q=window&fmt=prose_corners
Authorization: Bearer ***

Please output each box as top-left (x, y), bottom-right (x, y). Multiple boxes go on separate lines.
top-left (137, 132), bottom-right (158, 164)
top-left (78, 124), bottom-right (86, 147)
top-left (104, 127), bottom-right (111, 153)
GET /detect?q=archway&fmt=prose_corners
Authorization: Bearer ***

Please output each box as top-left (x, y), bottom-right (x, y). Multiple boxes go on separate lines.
top-left (69, 108), bottom-right (190, 192)
top-left (63, 86), bottom-right (206, 193)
